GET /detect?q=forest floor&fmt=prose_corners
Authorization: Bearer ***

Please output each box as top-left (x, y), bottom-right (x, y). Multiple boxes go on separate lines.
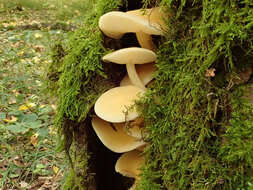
top-left (0, 0), bottom-right (86, 189)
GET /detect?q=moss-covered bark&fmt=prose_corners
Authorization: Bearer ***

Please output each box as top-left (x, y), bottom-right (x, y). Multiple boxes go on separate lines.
top-left (47, 0), bottom-right (253, 189)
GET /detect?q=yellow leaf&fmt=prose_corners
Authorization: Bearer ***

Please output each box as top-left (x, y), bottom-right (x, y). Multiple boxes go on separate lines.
top-left (34, 33), bottom-right (42, 38)
top-left (53, 166), bottom-right (59, 174)
top-left (19, 102), bottom-right (36, 111)
top-left (27, 102), bottom-right (36, 108)
top-left (19, 105), bottom-right (28, 111)
top-left (9, 22), bottom-right (17, 26)
top-left (51, 104), bottom-right (57, 110)
top-left (39, 104), bottom-right (45, 108)
top-left (30, 133), bottom-right (38, 147)
top-left (33, 56), bottom-right (40, 64)
top-left (4, 116), bottom-right (18, 123)
top-left (17, 51), bottom-right (24, 56)
top-left (3, 23), bottom-right (9, 27)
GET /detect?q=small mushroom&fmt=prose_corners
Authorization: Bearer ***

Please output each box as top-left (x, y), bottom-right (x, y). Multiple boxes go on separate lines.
top-left (91, 117), bottom-right (146, 153)
top-left (120, 62), bottom-right (156, 87)
top-left (103, 47), bottom-right (156, 89)
top-left (94, 85), bottom-right (145, 123)
top-left (115, 149), bottom-right (144, 189)
top-left (115, 149), bottom-right (144, 178)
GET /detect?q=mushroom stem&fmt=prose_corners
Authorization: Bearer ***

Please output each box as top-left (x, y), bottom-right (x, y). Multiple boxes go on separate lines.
top-left (126, 64), bottom-right (146, 90)
top-left (136, 31), bottom-right (156, 50)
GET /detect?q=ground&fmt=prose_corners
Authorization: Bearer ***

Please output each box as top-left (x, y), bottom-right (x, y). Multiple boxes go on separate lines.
top-left (0, 0), bottom-right (86, 189)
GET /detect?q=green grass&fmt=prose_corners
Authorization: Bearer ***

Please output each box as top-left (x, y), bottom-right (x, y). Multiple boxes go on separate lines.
top-left (0, 0), bottom-right (86, 21)
top-left (0, 0), bottom-right (86, 189)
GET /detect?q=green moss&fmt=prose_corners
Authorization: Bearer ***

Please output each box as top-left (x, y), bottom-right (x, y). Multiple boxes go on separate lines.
top-left (135, 0), bottom-right (253, 189)
top-left (47, 0), bottom-right (253, 189)
top-left (47, 0), bottom-right (122, 189)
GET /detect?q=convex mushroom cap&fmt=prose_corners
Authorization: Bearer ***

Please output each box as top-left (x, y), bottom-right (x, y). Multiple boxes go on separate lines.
top-left (99, 8), bottom-right (167, 50)
top-left (91, 117), bottom-right (146, 153)
top-left (99, 11), bottom-right (163, 39)
top-left (126, 7), bottom-right (167, 30)
top-left (103, 47), bottom-right (156, 89)
top-left (120, 62), bottom-right (156, 86)
top-left (94, 85), bottom-right (145, 123)
top-left (115, 149), bottom-right (144, 178)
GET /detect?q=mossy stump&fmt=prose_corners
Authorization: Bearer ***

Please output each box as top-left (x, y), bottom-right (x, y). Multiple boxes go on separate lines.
top-left (47, 0), bottom-right (253, 189)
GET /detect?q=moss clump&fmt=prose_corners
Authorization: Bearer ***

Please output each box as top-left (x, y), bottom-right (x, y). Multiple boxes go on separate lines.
top-left (135, 0), bottom-right (253, 189)
top-left (47, 0), bottom-right (253, 189)
top-left (48, 0), bottom-right (123, 189)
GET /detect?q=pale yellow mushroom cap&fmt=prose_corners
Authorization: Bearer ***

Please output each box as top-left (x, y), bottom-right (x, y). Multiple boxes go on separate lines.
top-left (103, 48), bottom-right (156, 89)
top-left (99, 11), bottom-right (162, 39)
top-left (120, 62), bottom-right (156, 86)
top-left (102, 47), bottom-right (156, 65)
top-left (127, 7), bottom-right (167, 31)
top-left (94, 85), bottom-right (145, 123)
top-left (91, 117), bottom-right (146, 153)
top-left (115, 149), bottom-right (144, 178)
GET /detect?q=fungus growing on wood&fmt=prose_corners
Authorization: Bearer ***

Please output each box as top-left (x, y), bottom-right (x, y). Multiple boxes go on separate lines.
top-left (99, 7), bottom-right (167, 50)
top-left (91, 117), bottom-right (146, 153)
top-left (115, 149), bottom-right (144, 189)
top-left (126, 7), bottom-right (167, 50)
top-left (94, 85), bottom-right (145, 123)
top-left (120, 62), bottom-right (156, 87)
top-left (115, 149), bottom-right (143, 178)
top-left (102, 47), bottom-right (156, 90)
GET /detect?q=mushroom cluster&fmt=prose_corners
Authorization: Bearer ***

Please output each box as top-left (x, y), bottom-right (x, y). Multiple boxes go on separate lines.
top-left (91, 7), bottom-right (166, 189)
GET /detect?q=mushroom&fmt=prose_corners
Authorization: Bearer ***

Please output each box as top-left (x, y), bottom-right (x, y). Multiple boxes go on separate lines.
top-left (115, 149), bottom-right (144, 178)
top-left (103, 47), bottom-right (156, 90)
top-left (91, 117), bottom-right (146, 153)
top-left (99, 8), bottom-right (167, 50)
top-left (120, 62), bottom-right (156, 87)
top-left (136, 144), bottom-right (147, 152)
top-left (94, 85), bottom-right (145, 123)
top-left (126, 7), bottom-right (167, 50)
top-left (115, 150), bottom-right (144, 189)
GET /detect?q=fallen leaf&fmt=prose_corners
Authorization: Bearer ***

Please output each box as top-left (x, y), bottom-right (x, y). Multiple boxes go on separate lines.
top-left (13, 156), bottom-right (26, 167)
top-left (19, 102), bottom-right (36, 111)
top-left (20, 181), bottom-right (29, 188)
top-left (17, 51), bottom-right (24, 56)
top-left (51, 104), bottom-right (57, 110)
top-left (4, 116), bottom-right (18, 123)
top-left (34, 33), bottom-right (42, 38)
top-left (205, 68), bottom-right (216, 77)
top-left (33, 56), bottom-right (40, 64)
top-left (30, 133), bottom-right (38, 147)
top-left (39, 104), bottom-right (45, 108)
top-left (8, 98), bottom-right (17, 104)
top-left (53, 166), bottom-right (59, 174)
top-left (19, 105), bottom-right (28, 111)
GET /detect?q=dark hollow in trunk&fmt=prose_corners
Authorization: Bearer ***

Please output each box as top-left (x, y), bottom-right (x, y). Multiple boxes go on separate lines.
top-left (86, 120), bottom-right (134, 190)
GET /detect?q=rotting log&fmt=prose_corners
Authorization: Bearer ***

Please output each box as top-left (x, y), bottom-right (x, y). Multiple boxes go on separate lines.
top-left (46, 0), bottom-right (253, 189)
